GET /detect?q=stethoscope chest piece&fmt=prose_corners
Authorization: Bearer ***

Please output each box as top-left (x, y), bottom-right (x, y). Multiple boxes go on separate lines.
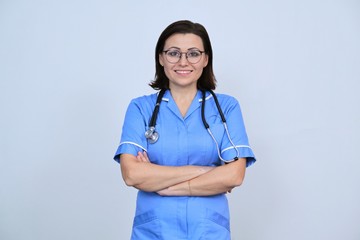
top-left (145, 126), bottom-right (159, 144)
top-left (145, 89), bottom-right (166, 144)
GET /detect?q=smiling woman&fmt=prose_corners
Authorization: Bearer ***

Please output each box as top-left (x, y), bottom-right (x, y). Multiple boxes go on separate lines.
top-left (113, 20), bottom-right (256, 239)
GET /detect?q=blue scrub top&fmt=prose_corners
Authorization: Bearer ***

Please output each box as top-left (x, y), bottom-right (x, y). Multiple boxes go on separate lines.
top-left (114, 90), bottom-right (256, 240)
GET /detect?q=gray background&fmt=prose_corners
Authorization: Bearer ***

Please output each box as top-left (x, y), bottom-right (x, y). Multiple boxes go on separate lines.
top-left (1, 0), bottom-right (359, 239)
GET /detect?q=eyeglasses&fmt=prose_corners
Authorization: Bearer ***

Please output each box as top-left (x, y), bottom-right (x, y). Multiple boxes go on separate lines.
top-left (163, 49), bottom-right (205, 64)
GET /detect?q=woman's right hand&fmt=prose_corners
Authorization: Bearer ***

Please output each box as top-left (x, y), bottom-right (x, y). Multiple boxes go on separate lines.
top-left (136, 151), bottom-right (151, 163)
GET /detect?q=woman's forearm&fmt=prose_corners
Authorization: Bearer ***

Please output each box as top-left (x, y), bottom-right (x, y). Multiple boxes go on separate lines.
top-left (158, 158), bottom-right (247, 196)
top-left (120, 153), bottom-right (213, 192)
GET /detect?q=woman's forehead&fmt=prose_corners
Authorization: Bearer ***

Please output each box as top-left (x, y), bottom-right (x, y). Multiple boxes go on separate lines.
top-left (164, 33), bottom-right (204, 50)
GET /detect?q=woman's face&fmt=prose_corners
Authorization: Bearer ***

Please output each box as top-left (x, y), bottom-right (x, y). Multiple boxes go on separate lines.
top-left (159, 33), bottom-right (208, 90)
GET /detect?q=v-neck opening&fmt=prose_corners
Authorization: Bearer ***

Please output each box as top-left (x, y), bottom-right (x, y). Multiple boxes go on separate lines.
top-left (162, 90), bottom-right (202, 121)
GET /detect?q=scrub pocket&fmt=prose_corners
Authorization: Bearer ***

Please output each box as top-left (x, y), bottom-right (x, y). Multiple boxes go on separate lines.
top-left (200, 208), bottom-right (231, 240)
top-left (131, 210), bottom-right (162, 240)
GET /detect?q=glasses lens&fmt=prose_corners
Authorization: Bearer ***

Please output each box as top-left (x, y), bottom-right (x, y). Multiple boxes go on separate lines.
top-left (186, 50), bottom-right (202, 64)
top-left (165, 50), bottom-right (181, 63)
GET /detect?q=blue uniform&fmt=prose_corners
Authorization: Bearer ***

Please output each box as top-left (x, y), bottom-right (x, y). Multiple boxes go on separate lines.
top-left (114, 90), bottom-right (255, 239)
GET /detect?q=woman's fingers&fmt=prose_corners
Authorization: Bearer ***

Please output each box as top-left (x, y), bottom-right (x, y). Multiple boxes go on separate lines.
top-left (143, 151), bottom-right (150, 162)
top-left (137, 151), bottom-right (150, 162)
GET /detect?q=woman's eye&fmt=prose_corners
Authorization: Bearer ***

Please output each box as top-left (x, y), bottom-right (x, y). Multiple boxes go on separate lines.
top-left (188, 51), bottom-right (201, 57)
top-left (168, 51), bottom-right (180, 57)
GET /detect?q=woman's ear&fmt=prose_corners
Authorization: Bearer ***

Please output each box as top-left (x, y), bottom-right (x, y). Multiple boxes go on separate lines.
top-left (159, 54), bottom-right (164, 66)
top-left (203, 54), bottom-right (209, 68)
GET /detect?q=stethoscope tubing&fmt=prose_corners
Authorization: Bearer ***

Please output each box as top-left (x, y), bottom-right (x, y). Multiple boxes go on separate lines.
top-left (202, 89), bottom-right (240, 162)
top-left (149, 89), bottom-right (166, 127)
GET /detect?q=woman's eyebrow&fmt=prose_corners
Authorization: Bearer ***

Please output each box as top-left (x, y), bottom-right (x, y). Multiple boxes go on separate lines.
top-left (165, 46), bottom-right (181, 50)
top-left (165, 47), bottom-right (201, 50)
top-left (187, 47), bottom-right (201, 50)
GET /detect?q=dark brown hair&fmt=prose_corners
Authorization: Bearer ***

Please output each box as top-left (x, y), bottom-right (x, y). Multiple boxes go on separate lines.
top-left (149, 20), bottom-right (216, 90)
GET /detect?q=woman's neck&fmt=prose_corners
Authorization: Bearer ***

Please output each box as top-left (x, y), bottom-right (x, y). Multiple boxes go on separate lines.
top-left (170, 87), bottom-right (197, 102)
top-left (170, 87), bottom-right (198, 117)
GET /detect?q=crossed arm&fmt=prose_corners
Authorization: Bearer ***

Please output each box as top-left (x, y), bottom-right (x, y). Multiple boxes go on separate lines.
top-left (120, 151), bottom-right (246, 196)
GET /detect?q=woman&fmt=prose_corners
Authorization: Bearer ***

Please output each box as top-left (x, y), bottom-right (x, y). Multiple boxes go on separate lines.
top-left (114, 20), bottom-right (256, 239)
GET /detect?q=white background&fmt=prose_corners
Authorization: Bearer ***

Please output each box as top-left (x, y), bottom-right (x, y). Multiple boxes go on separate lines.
top-left (1, 0), bottom-right (359, 239)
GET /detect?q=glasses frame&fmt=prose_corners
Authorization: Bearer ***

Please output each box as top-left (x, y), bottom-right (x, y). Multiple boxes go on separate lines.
top-left (162, 49), bottom-right (205, 64)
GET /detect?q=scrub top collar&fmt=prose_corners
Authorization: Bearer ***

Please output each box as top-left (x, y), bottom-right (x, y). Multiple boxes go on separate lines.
top-left (160, 89), bottom-right (213, 120)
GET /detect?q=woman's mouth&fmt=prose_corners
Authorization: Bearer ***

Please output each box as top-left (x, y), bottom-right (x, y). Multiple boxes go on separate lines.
top-left (175, 70), bottom-right (192, 75)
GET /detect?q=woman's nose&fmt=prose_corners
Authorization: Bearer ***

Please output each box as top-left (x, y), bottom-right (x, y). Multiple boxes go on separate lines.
top-left (178, 53), bottom-right (189, 65)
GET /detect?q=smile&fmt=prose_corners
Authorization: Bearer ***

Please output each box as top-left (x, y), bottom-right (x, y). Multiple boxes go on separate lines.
top-left (175, 70), bottom-right (193, 74)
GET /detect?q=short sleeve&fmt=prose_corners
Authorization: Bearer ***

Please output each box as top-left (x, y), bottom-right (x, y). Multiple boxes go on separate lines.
top-left (219, 97), bottom-right (256, 167)
top-left (113, 99), bottom-right (148, 163)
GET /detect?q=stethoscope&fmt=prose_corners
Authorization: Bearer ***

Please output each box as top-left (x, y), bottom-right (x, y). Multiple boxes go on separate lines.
top-left (145, 89), bottom-right (240, 162)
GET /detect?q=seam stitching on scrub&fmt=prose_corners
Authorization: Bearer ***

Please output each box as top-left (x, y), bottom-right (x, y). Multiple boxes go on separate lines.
top-left (119, 141), bottom-right (147, 152)
top-left (221, 145), bottom-right (252, 154)
top-left (199, 93), bottom-right (213, 102)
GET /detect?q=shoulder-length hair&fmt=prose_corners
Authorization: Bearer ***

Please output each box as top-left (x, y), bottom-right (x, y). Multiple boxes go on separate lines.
top-left (149, 20), bottom-right (216, 90)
